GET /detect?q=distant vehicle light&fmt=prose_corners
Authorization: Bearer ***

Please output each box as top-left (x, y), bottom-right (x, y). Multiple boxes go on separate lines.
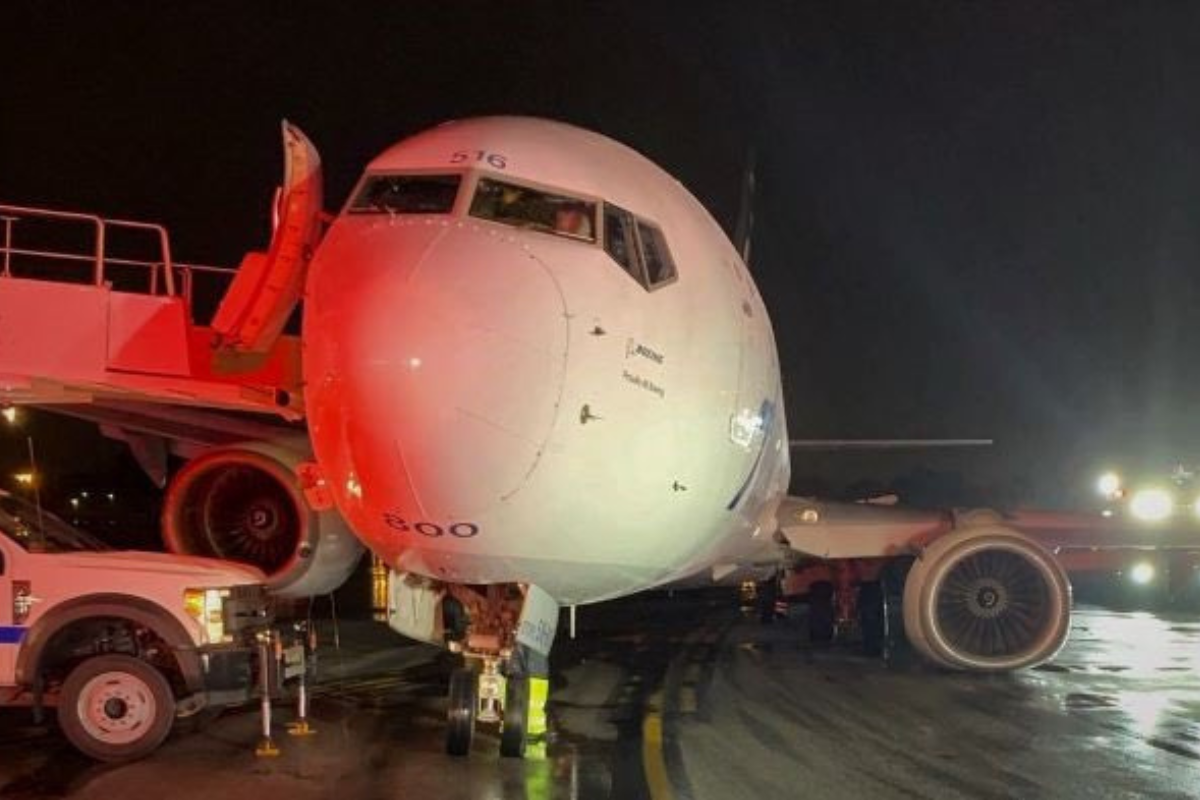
top-left (1101, 508), bottom-right (1114, 518)
top-left (1097, 472), bottom-right (1121, 497)
top-left (1130, 488), bottom-right (1173, 522)
top-left (1130, 562), bottom-right (1156, 585)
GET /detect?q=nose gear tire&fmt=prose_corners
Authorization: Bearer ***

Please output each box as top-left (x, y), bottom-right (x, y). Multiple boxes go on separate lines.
top-left (446, 667), bottom-right (477, 756)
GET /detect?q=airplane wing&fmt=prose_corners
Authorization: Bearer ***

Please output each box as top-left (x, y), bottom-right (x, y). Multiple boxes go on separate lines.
top-left (775, 495), bottom-right (951, 559)
top-left (42, 400), bottom-right (303, 486)
top-left (789, 439), bottom-right (992, 450)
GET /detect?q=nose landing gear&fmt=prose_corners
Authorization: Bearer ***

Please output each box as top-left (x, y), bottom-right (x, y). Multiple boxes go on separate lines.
top-left (442, 584), bottom-right (553, 759)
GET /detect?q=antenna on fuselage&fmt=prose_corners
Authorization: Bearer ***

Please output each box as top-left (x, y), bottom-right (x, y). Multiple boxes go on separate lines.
top-left (733, 148), bottom-right (756, 267)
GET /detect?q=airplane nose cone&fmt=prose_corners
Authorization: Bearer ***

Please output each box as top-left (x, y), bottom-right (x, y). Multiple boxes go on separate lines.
top-left (304, 222), bottom-right (568, 521)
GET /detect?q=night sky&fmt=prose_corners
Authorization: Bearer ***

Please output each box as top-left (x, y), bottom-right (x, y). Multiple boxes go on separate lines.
top-left (3, 1), bottom-right (1200, 508)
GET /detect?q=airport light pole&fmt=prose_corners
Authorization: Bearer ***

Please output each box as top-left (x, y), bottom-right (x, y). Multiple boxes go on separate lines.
top-left (4, 406), bottom-right (45, 540)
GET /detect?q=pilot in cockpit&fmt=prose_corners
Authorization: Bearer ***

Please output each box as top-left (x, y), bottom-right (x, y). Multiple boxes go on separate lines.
top-left (554, 201), bottom-right (593, 239)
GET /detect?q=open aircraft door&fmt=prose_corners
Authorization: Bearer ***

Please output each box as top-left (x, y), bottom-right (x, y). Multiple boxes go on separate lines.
top-left (211, 121), bottom-right (323, 364)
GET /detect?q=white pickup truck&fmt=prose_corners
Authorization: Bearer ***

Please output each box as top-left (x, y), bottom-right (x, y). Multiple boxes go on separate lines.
top-left (0, 489), bottom-right (291, 761)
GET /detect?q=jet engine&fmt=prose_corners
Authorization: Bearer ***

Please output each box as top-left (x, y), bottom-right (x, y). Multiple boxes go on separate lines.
top-left (902, 525), bottom-right (1072, 671)
top-left (162, 439), bottom-right (364, 598)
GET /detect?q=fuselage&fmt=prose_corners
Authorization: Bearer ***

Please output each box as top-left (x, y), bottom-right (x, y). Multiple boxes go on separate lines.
top-left (303, 118), bottom-right (789, 604)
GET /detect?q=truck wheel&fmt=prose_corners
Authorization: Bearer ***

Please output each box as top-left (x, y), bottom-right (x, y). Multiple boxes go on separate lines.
top-left (808, 582), bottom-right (835, 643)
top-left (446, 667), bottom-right (477, 756)
top-left (59, 654), bottom-right (176, 762)
top-left (500, 674), bottom-right (529, 758)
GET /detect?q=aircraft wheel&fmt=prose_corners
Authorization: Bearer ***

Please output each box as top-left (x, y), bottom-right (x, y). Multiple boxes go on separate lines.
top-left (757, 578), bottom-right (779, 624)
top-left (808, 582), bottom-right (834, 643)
top-left (859, 582), bottom-right (886, 657)
top-left (499, 674), bottom-right (529, 758)
top-left (877, 558), bottom-right (913, 660)
top-left (446, 667), bottom-right (477, 756)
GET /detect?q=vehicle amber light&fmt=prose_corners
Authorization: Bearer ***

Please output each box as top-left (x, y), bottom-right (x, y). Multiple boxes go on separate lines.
top-left (183, 588), bottom-right (205, 621)
top-left (184, 588), bottom-right (230, 643)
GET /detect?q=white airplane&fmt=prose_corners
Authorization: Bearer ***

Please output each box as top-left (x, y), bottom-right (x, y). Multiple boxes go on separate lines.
top-left (0, 117), bottom-right (1072, 757)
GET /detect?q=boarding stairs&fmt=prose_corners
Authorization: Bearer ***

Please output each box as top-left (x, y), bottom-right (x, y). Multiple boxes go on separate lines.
top-left (0, 203), bottom-right (303, 418)
top-left (0, 122), bottom-right (323, 422)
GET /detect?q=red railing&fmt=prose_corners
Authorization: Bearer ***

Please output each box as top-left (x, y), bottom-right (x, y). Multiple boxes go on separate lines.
top-left (0, 203), bottom-right (235, 321)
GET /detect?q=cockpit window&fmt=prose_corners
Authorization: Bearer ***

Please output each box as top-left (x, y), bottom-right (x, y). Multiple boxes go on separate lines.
top-left (604, 204), bottom-right (642, 282)
top-left (636, 220), bottom-right (676, 287)
top-left (603, 203), bottom-right (678, 291)
top-left (350, 174), bottom-right (461, 214)
top-left (470, 178), bottom-right (597, 243)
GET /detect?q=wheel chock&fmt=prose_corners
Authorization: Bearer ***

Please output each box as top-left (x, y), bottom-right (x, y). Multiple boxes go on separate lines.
top-left (255, 736), bottom-right (282, 757)
top-left (286, 719), bottom-right (316, 737)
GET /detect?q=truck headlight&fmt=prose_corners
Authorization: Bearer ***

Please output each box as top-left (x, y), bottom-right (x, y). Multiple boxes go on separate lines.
top-left (1097, 472), bottom-right (1122, 498)
top-left (1130, 488), bottom-right (1173, 522)
top-left (184, 588), bottom-right (231, 644)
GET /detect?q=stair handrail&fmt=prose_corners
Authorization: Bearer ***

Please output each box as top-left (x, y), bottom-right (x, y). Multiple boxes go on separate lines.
top-left (0, 203), bottom-right (175, 295)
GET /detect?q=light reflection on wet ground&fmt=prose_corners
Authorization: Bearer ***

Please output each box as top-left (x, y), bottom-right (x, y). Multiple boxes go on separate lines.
top-left (2, 599), bottom-right (1200, 799)
top-left (676, 604), bottom-right (1200, 799)
top-left (1042, 607), bottom-right (1200, 764)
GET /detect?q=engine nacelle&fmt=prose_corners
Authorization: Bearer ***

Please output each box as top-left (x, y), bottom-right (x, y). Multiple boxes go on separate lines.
top-left (162, 439), bottom-right (364, 598)
top-left (902, 525), bottom-right (1072, 671)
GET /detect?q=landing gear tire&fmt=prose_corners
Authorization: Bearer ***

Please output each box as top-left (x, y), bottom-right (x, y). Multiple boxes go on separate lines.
top-left (499, 674), bottom-right (530, 758)
top-left (808, 582), bottom-right (835, 643)
top-left (859, 582), bottom-right (886, 657)
top-left (59, 654), bottom-right (176, 762)
top-left (757, 578), bottom-right (780, 624)
top-left (877, 558), bottom-right (913, 661)
top-left (446, 667), bottom-right (477, 757)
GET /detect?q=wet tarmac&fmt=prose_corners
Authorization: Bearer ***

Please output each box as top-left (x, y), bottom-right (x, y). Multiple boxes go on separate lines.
top-left (2, 594), bottom-right (1200, 799)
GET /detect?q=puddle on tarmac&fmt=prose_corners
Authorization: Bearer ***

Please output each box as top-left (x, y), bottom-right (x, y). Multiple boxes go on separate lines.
top-left (1065, 693), bottom-right (1118, 710)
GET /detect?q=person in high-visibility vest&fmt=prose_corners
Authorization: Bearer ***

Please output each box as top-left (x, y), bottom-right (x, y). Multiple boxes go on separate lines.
top-left (528, 674), bottom-right (549, 738)
top-left (521, 646), bottom-right (550, 739)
